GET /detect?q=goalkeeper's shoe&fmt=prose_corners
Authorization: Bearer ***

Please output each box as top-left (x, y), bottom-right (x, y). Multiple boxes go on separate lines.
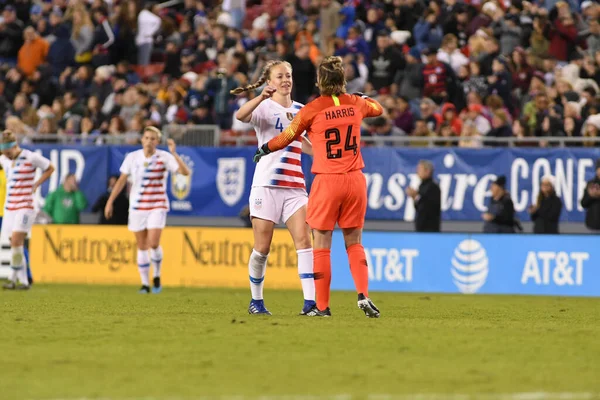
top-left (248, 299), bottom-right (272, 315)
top-left (152, 277), bottom-right (162, 294)
top-left (358, 293), bottom-right (380, 318)
top-left (139, 285), bottom-right (150, 294)
top-left (299, 300), bottom-right (329, 317)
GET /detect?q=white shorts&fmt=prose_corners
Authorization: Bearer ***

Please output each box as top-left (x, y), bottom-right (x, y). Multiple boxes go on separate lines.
top-left (1, 209), bottom-right (36, 237)
top-left (249, 187), bottom-right (308, 224)
top-left (128, 209), bottom-right (168, 232)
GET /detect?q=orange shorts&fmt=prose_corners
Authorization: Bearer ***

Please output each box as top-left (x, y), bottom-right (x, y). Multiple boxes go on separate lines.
top-left (306, 170), bottom-right (367, 231)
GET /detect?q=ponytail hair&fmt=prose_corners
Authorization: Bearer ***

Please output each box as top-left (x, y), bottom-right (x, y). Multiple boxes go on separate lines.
top-left (317, 56), bottom-right (346, 96)
top-left (230, 60), bottom-right (292, 95)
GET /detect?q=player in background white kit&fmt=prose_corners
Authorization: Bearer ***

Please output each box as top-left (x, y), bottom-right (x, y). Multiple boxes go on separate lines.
top-left (232, 60), bottom-right (323, 316)
top-left (0, 130), bottom-right (54, 290)
top-left (104, 127), bottom-right (190, 294)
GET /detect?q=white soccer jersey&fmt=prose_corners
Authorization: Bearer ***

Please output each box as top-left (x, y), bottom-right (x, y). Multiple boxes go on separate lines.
top-left (250, 99), bottom-right (306, 189)
top-left (120, 149), bottom-right (179, 212)
top-left (0, 150), bottom-right (50, 212)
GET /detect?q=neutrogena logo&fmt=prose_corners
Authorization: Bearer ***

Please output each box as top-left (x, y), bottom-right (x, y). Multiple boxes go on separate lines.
top-left (451, 239), bottom-right (489, 294)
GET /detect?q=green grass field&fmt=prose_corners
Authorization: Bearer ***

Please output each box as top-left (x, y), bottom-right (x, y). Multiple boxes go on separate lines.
top-left (2, 284), bottom-right (599, 400)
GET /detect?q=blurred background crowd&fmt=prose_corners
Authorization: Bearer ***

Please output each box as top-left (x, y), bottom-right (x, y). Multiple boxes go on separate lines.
top-left (1, 0), bottom-right (600, 146)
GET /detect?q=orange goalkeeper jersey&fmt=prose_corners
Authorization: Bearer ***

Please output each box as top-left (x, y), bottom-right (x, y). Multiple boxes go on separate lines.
top-left (267, 94), bottom-right (384, 174)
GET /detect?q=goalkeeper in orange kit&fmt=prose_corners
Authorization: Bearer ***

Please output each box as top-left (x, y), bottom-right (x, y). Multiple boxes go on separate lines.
top-left (253, 56), bottom-right (384, 317)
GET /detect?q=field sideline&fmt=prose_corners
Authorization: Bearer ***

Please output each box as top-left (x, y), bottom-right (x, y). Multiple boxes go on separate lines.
top-left (2, 285), bottom-right (599, 400)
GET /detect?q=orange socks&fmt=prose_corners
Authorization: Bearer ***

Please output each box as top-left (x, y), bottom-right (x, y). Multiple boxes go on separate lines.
top-left (347, 244), bottom-right (369, 297)
top-left (313, 249), bottom-right (331, 311)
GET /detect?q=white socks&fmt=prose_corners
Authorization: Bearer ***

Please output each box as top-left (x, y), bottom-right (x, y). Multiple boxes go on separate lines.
top-left (150, 246), bottom-right (163, 278)
top-left (297, 248), bottom-right (315, 301)
top-left (249, 249), bottom-right (268, 300)
top-left (11, 246), bottom-right (28, 286)
top-left (137, 249), bottom-right (150, 287)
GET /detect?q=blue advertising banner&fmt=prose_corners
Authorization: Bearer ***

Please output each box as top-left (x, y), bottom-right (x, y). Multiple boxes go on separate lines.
top-left (24, 145), bottom-right (600, 221)
top-left (329, 232), bottom-right (599, 297)
top-left (25, 145), bottom-right (108, 213)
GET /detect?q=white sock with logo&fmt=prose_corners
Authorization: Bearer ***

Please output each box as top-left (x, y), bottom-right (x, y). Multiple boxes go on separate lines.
top-left (150, 246), bottom-right (163, 278)
top-left (248, 249), bottom-right (268, 300)
top-left (137, 249), bottom-right (150, 287)
top-left (297, 248), bottom-right (315, 301)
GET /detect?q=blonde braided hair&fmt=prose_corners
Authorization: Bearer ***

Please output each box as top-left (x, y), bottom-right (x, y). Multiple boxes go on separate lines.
top-left (230, 60), bottom-right (292, 95)
top-left (317, 56), bottom-right (346, 96)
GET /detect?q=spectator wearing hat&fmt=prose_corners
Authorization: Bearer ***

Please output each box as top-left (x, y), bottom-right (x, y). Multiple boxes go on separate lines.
top-left (483, 175), bottom-right (517, 234)
top-left (422, 47), bottom-right (452, 104)
top-left (29, 4), bottom-right (44, 29)
top-left (529, 175), bottom-right (562, 234)
top-left (581, 159), bottom-right (600, 231)
top-left (0, 5), bottom-right (25, 66)
top-left (368, 29), bottom-right (405, 92)
top-left (406, 160), bottom-right (441, 232)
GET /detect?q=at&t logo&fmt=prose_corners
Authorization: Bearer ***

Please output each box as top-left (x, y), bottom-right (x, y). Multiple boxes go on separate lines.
top-left (451, 239), bottom-right (489, 294)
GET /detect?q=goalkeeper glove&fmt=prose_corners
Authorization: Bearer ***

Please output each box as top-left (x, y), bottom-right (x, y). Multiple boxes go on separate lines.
top-left (253, 143), bottom-right (271, 163)
top-left (352, 92), bottom-right (369, 99)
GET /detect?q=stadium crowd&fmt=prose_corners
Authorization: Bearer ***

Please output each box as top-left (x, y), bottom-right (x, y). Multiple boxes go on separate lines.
top-left (1, 0), bottom-right (600, 146)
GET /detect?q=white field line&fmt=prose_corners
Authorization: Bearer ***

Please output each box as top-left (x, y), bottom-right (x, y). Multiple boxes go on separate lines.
top-left (39, 392), bottom-right (600, 400)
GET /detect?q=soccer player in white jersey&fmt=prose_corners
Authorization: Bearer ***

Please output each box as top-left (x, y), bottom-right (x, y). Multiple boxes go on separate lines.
top-left (104, 127), bottom-right (190, 294)
top-left (232, 60), bottom-right (323, 316)
top-left (0, 130), bottom-right (54, 290)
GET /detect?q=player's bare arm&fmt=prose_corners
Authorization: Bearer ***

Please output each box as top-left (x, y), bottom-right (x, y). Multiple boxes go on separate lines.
top-left (32, 164), bottom-right (55, 193)
top-left (235, 85), bottom-right (277, 123)
top-left (104, 173), bottom-right (129, 219)
top-left (167, 139), bottom-right (190, 176)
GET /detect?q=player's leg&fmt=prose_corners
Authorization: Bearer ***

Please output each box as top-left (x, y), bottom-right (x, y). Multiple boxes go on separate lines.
top-left (306, 175), bottom-right (341, 315)
top-left (4, 231), bottom-right (29, 290)
top-left (282, 189), bottom-right (321, 315)
top-left (248, 217), bottom-right (274, 314)
top-left (247, 187), bottom-right (279, 315)
top-left (147, 210), bottom-right (167, 294)
top-left (4, 210), bottom-right (35, 290)
top-left (339, 172), bottom-right (379, 318)
top-left (134, 230), bottom-right (151, 293)
top-left (1, 212), bottom-right (17, 288)
top-left (312, 229), bottom-right (333, 316)
top-left (129, 211), bottom-right (152, 293)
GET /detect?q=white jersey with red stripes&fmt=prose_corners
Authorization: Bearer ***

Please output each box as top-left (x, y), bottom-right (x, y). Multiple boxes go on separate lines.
top-left (120, 149), bottom-right (179, 212)
top-left (0, 149), bottom-right (50, 212)
top-left (250, 99), bottom-right (306, 189)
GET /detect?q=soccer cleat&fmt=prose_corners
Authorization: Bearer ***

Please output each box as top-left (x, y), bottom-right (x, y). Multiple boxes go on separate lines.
top-left (2, 282), bottom-right (29, 291)
top-left (139, 285), bottom-right (150, 294)
top-left (152, 277), bottom-right (162, 294)
top-left (248, 299), bottom-right (272, 315)
top-left (299, 300), bottom-right (329, 317)
top-left (358, 293), bottom-right (380, 318)
top-left (319, 307), bottom-right (332, 317)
